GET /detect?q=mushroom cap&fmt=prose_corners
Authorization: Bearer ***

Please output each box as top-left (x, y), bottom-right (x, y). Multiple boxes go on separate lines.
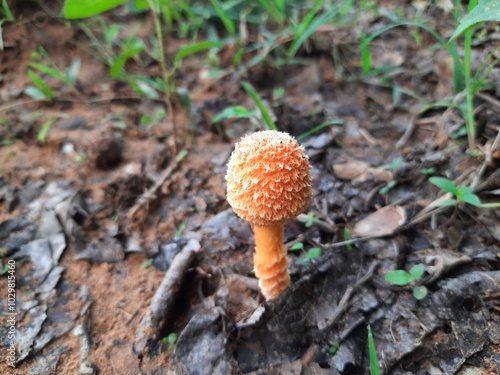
top-left (226, 130), bottom-right (312, 226)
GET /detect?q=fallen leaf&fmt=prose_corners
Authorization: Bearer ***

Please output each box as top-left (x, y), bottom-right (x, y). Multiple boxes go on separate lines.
top-left (352, 205), bottom-right (406, 237)
top-left (333, 160), bottom-right (393, 184)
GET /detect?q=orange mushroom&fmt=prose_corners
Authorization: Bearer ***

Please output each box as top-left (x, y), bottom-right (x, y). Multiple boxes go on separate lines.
top-left (225, 130), bottom-right (312, 300)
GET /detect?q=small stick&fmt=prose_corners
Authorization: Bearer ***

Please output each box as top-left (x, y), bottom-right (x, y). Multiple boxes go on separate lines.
top-left (127, 160), bottom-right (178, 228)
top-left (320, 260), bottom-right (378, 332)
top-left (150, 249), bottom-right (197, 331)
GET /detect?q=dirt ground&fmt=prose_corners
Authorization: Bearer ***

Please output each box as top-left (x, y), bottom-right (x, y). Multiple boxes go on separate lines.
top-left (1, 2), bottom-right (500, 375)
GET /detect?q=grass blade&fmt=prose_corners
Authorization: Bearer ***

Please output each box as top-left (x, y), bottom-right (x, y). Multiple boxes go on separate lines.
top-left (296, 119), bottom-right (343, 141)
top-left (288, 3), bottom-right (338, 59)
top-left (28, 62), bottom-right (66, 83)
top-left (367, 325), bottom-right (381, 375)
top-left (175, 41), bottom-right (223, 62)
top-left (208, 0), bottom-right (235, 35)
top-left (1, 0), bottom-right (14, 22)
top-left (27, 70), bottom-right (56, 99)
top-left (63, 0), bottom-right (129, 19)
top-left (241, 80), bottom-right (277, 130)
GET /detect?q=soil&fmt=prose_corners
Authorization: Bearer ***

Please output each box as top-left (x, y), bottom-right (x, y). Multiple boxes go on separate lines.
top-left (1, 2), bottom-right (499, 375)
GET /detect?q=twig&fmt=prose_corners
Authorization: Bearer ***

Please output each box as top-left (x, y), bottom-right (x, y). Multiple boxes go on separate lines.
top-left (127, 160), bottom-right (178, 228)
top-left (150, 249), bottom-right (198, 331)
top-left (477, 91), bottom-right (500, 112)
top-left (319, 260), bottom-right (379, 332)
top-left (396, 113), bottom-right (418, 148)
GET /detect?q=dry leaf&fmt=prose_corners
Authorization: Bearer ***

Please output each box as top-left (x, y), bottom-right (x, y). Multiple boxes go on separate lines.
top-left (352, 205), bottom-right (406, 237)
top-left (333, 160), bottom-right (393, 183)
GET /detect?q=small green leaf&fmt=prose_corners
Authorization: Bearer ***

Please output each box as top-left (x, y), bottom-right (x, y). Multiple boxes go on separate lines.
top-left (175, 149), bottom-right (189, 163)
top-left (461, 192), bottom-right (481, 207)
top-left (176, 86), bottom-right (191, 110)
top-left (38, 115), bottom-right (64, 144)
top-left (104, 24), bottom-right (120, 46)
top-left (174, 221), bottom-right (186, 239)
top-left (27, 70), bottom-right (56, 99)
top-left (379, 180), bottom-right (397, 195)
top-left (162, 332), bottom-right (177, 351)
top-left (329, 342), bottom-right (340, 355)
top-left (344, 227), bottom-right (352, 251)
top-left (384, 270), bottom-right (414, 286)
top-left (110, 45), bottom-right (145, 79)
top-left (449, 1), bottom-right (500, 43)
top-left (429, 176), bottom-right (459, 194)
top-left (24, 86), bottom-right (47, 100)
top-left (212, 106), bottom-right (255, 123)
top-left (412, 285), bottom-right (428, 300)
top-left (409, 264), bottom-right (425, 280)
top-left (289, 242), bottom-right (304, 251)
top-left (420, 167), bottom-right (436, 175)
top-left (28, 62), bottom-right (66, 82)
top-left (175, 41), bottom-right (223, 62)
top-left (140, 114), bottom-right (152, 125)
top-left (296, 247), bottom-right (321, 265)
top-left (63, 0), bottom-right (129, 19)
top-left (141, 258), bottom-right (154, 269)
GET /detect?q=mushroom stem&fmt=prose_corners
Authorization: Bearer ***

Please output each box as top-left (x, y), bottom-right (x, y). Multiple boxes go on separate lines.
top-left (253, 224), bottom-right (290, 300)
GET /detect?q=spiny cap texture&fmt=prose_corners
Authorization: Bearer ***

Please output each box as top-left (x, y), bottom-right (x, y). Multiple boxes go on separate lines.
top-left (226, 130), bottom-right (312, 226)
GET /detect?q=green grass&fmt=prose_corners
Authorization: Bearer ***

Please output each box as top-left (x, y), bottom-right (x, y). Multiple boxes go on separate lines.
top-left (367, 325), bottom-right (381, 375)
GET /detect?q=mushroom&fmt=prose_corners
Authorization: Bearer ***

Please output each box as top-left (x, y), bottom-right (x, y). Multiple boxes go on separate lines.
top-left (225, 130), bottom-right (312, 300)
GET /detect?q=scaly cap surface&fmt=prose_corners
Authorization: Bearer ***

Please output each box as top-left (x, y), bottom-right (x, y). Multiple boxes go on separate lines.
top-left (226, 130), bottom-right (312, 226)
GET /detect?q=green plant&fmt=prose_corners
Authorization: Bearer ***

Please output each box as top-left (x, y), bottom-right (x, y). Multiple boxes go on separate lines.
top-left (64, 0), bottom-right (223, 152)
top-left (162, 332), bottom-right (177, 351)
top-left (0, 263), bottom-right (9, 276)
top-left (141, 258), bottom-right (154, 269)
top-left (296, 247), bottom-right (321, 265)
top-left (0, 0), bottom-right (14, 51)
top-left (367, 325), bottom-right (381, 375)
top-left (140, 109), bottom-right (166, 126)
top-left (343, 227), bottom-right (353, 251)
top-left (448, 0), bottom-right (500, 149)
top-left (429, 176), bottom-right (481, 207)
top-left (289, 242), bottom-right (322, 265)
top-left (25, 47), bottom-right (81, 100)
top-left (299, 211), bottom-right (320, 228)
top-left (38, 115), bottom-right (66, 144)
top-left (174, 221), bottom-right (186, 239)
top-left (328, 341), bottom-right (340, 355)
top-left (241, 81), bottom-right (278, 130)
top-left (385, 263), bottom-right (428, 300)
top-left (420, 167), bottom-right (436, 175)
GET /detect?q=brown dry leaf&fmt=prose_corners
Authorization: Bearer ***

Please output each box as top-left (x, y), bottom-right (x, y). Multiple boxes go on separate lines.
top-left (333, 160), bottom-right (369, 180)
top-left (352, 205), bottom-right (406, 237)
top-left (333, 160), bottom-right (393, 183)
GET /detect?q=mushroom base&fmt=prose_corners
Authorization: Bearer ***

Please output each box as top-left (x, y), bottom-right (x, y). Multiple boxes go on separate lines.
top-left (253, 224), bottom-right (290, 300)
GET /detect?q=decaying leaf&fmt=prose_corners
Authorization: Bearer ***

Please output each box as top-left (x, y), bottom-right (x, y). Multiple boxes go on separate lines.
top-left (352, 205), bottom-right (406, 237)
top-left (333, 160), bottom-right (393, 184)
